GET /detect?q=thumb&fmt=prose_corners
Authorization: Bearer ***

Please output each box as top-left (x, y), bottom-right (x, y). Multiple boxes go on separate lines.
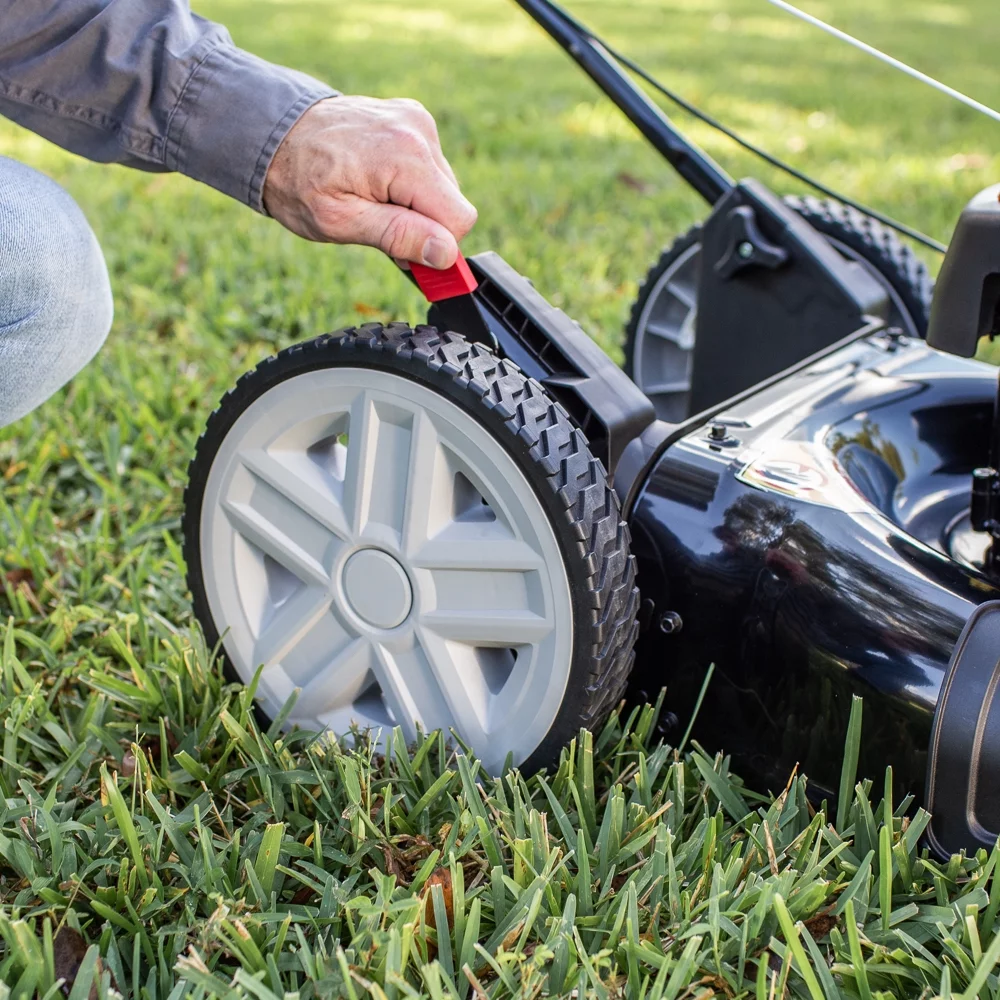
top-left (347, 200), bottom-right (459, 269)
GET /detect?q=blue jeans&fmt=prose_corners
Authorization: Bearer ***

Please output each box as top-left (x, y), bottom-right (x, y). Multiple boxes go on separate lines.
top-left (0, 156), bottom-right (113, 427)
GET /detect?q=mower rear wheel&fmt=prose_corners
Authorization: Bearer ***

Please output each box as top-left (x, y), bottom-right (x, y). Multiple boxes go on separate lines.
top-left (182, 322), bottom-right (639, 774)
top-left (625, 197), bottom-right (934, 421)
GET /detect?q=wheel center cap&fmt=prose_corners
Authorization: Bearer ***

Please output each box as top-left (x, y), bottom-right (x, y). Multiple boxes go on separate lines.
top-left (342, 549), bottom-right (413, 630)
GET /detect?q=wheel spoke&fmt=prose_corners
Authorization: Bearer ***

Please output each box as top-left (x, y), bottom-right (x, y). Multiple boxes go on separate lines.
top-left (298, 636), bottom-right (373, 715)
top-left (252, 585), bottom-right (334, 669)
top-left (240, 448), bottom-right (350, 541)
top-left (666, 281), bottom-right (696, 310)
top-left (401, 409), bottom-right (442, 555)
top-left (412, 536), bottom-right (543, 572)
top-left (342, 391), bottom-right (377, 535)
top-left (644, 322), bottom-right (689, 345)
top-left (420, 609), bottom-right (553, 645)
top-left (371, 633), bottom-right (458, 742)
top-left (411, 628), bottom-right (491, 748)
top-left (343, 392), bottom-right (420, 541)
top-left (223, 499), bottom-right (331, 588)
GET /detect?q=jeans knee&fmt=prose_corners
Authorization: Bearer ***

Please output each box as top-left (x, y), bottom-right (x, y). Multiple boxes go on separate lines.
top-left (0, 158), bottom-right (113, 426)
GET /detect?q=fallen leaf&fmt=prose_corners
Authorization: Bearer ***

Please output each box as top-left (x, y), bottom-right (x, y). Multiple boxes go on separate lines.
top-left (121, 751), bottom-right (137, 778)
top-left (499, 919), bottom-right (524, 953)
top-left (389, 833), bottom-right (434, 886)
top-left (381, 843), bottom-right (402, 880)
top-left (423, 867), bottom-right (454, 931)
top-left (353, 302), bottom-right (381, 317)
top-left (54, 927), bottom-right (100, 999)
top-left (616, 171), bottom-right (653, 194)
top-left (290, 885), bottom-right (316, 905)
top-left (472, 918), bottom-right (527, 980)
top-left (695, 974), bottom-right (735, 999)
top-left (18, 816), bottom-right (37, 849)
top-left (803, 909), bottom-right (838, 938)
top-left (4, 567), bottom-right (33, 588)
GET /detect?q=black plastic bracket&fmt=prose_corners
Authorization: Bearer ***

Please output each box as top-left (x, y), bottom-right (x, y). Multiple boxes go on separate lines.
top-left (926, 600), bottom-right (1000, 857)
top-left (689, 179), bottom-right (890, 414)
top-left (428, 251), bottom-right (656, 477)
top-left (426, 293), bottom-right (497, 351)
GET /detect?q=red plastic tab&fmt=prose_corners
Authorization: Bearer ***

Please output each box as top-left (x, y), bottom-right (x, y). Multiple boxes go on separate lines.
top-left (410, 254), bottom-right (479, 303)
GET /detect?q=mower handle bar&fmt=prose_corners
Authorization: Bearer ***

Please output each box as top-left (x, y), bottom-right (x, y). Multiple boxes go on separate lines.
top-left (512, 0), bottom-right (735, 206)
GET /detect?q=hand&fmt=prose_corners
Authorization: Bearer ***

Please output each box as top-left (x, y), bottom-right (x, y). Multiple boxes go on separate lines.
top-left (263, 96), bottom-right (477, 268)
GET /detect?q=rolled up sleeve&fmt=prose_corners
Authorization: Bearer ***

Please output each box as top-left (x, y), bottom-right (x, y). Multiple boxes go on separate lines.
top-left (0, 0), bottom-right (337, 212)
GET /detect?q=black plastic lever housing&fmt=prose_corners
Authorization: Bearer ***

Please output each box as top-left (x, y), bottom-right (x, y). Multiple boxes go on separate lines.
top-left (428, 251), bottom-right (656, 477)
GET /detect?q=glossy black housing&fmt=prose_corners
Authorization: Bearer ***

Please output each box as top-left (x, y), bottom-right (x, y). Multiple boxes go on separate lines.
top-left (627, 331), bottom-right (1000, 851)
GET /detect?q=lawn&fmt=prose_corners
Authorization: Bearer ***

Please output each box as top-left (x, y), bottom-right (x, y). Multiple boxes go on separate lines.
top-left (2, 0), bottom-right (1000, 995)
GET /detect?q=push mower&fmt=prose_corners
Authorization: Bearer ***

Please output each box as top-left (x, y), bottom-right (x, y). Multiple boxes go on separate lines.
top-left (182, 0), bottom-right (1000, 857)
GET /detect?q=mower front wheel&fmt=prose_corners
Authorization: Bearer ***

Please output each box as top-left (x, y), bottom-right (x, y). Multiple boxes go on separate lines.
top-left (182, 323), bottom-right (639, 774)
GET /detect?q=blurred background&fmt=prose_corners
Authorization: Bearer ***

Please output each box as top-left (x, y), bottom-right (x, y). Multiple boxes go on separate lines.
top-left (1, 0), bottom-right (999, 583)
top-left (3, 0), bottom-right (999, 385)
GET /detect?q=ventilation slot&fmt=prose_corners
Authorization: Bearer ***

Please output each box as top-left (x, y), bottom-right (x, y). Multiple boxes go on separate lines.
top-left (453, 471), bottom-right (496, 523)
top-left (306, 429), bottom-right (349, 481)
top-left (264, 554), bottom-right (304, 609)
top-left (353, 671), bottom-right (396, 728)
top-left (477, 647), bottom-right (517, 696)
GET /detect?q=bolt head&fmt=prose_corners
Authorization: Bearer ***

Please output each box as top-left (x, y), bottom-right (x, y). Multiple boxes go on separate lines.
top-left (659, 711), bottom-right (680, 734)
top-left (659, 611), bottom-right (683, 635)
top-left (738, 241), bottom-right (755, 259)
top-left (709, 423), bottom-right (728, 441)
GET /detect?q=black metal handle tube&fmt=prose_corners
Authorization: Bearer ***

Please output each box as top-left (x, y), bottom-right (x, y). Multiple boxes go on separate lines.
top-left (513, 0), bottom-right (734, 205)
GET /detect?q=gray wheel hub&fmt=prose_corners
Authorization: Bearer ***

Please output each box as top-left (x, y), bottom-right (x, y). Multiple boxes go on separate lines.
top-left (197, 366), bottom-right (574, 773)
top-left (342, 549), bottom-right (412, 630)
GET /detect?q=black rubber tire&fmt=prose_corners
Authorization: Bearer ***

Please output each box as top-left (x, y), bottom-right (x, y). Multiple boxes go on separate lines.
top-left (783, 195), bottom-right (933, 336)
top-left (182, 322), bottom-right (640, 772)
top-left (624, 198), bottom-right (934, 384)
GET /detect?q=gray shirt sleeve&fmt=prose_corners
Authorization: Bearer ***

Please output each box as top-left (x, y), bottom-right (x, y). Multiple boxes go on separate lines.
top-left (0, 0), bottom-right (338, 212)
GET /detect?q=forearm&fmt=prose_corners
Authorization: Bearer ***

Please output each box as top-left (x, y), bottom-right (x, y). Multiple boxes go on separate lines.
top-left (0, 0), bottom-right (336, 211)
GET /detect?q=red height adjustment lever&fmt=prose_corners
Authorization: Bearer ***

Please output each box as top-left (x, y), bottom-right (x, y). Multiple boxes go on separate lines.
top-left (410, 254), bottom-right (479, 302)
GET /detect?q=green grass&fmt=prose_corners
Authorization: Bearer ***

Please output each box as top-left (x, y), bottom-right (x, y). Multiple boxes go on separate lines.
top-left (2, 0), bottom-right (1000, 994)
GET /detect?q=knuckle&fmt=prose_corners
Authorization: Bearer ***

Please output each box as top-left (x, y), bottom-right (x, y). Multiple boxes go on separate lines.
top-left (449, 198), bottom-right (478, 236)
top-left (380, 214), bottom-right (419, 259)
top-left (398, 97), bottom-right (430, 119)
top-left (394, 98), bottom-right (438, 136)
top-left (312, 197), bottom-right (353, 240)
top-left (388, 124), bottom-right (425, 152)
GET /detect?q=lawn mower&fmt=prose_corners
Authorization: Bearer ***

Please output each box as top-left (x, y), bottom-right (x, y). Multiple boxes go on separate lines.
top-left (181, 0), bottom-right (1000, 857)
